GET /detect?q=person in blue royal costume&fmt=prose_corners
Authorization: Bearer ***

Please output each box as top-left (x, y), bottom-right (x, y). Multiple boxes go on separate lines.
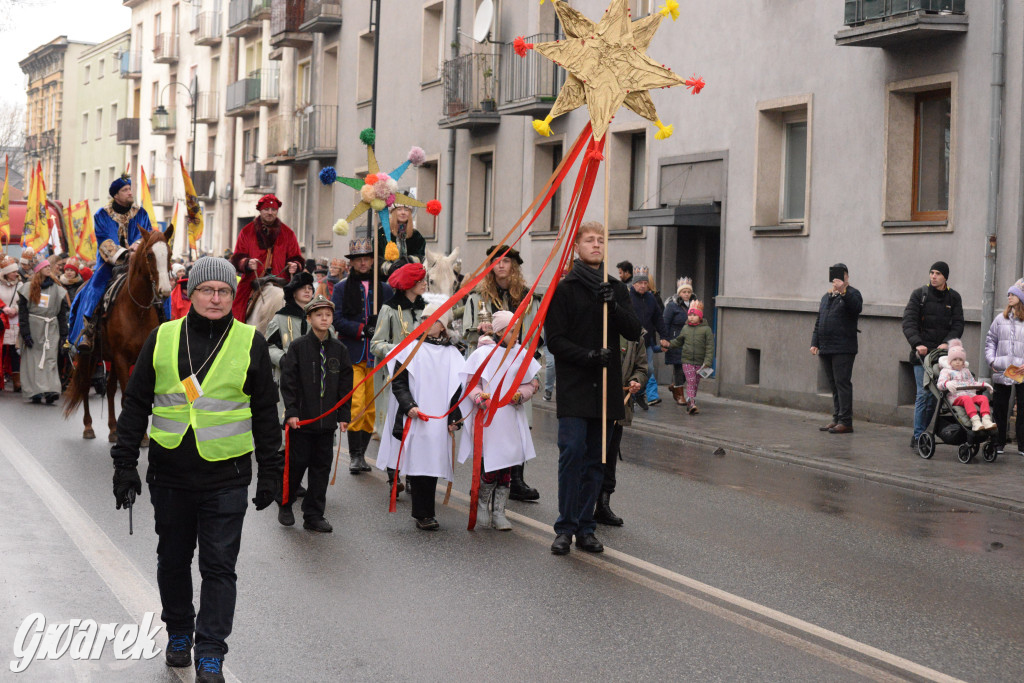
top-left (69, 174), bottom-right (153, 350)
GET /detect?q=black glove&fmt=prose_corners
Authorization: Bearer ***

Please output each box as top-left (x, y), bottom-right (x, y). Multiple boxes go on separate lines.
top-left (363, 315), bottom-right (378, 339)
top-left (112, 467), bottom-right (142, 510)
top-left (22, 334), bottom-right (33, 349)
top-left (252, 476), bottom-right (279, 510)
top-left (586, 348), bottom-right (611, 367)
top-left (598, 282), bottom-right (617, 312)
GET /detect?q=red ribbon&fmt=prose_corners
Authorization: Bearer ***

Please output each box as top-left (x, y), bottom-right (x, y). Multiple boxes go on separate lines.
top-left (389, 416), bottom-right (417, 513)
top-left (467, 410), bottom-right (487, 530)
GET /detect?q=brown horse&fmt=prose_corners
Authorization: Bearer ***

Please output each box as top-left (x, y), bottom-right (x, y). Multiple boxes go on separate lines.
top-left (63, 225), bottom-right (173, 441)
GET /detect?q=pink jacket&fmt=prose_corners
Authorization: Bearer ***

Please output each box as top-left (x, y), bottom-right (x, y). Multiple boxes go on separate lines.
top-left (937, 366), bottom-right (991, 400)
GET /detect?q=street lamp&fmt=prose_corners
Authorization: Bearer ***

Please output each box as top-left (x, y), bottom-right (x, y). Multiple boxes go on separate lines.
top-left (153, 77), bottom-right (199, 176)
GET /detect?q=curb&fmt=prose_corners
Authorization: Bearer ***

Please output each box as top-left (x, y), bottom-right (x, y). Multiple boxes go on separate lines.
top-left (533, 403), bottom-right (1024, 516)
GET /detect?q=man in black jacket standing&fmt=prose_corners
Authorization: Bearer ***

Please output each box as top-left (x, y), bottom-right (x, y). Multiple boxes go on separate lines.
top-left (545, 223), bottom-right (642, 555)
top-left (110, 257), bottom-right (282, 683)
top-left (280, 295), bottom-right (353, 532)
top-left (810, 263), bottom-right (863, 434)
top-left (902, 261), bottom-right (965, 448)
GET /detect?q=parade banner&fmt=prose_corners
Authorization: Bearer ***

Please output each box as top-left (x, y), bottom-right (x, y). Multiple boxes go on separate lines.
top-left (0, 156), bottom-right (9, 244)
top-left (70, 200), bottom-right (96, 261)
top-left (180, 157), bottom-right (203, 250)
top-left (22, 162), bottom-right (49, 251)
top-left (64, 200), bottom-right (77, 257)
top-left (138, 165), bottom-right (157, 226)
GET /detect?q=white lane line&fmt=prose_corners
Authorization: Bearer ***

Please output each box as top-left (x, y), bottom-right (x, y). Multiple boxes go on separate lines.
top-left (0, 421), bottom-right (241, 683)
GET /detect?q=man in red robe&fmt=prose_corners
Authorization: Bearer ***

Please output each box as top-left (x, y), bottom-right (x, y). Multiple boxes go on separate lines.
top-left (230, 194), bottom-right (305, 321)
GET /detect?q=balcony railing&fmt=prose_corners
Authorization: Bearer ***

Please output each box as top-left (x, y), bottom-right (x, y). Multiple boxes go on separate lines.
top-left (192, 170), bottom-right (216, 200)
top-left (118, 50), bottom-right (142, 78)
top-left (440, 53), bottom-right (501, 129)
top-left (246, 67), bottom-right (280, 105)
top-left (844, 0), bottom-right (966, 25)
top-left (498, 33), bottom-right (564, 116)
top-left (24, 134), bottom-right (38, 153)
top-left (151, 108), bottom-right (177, 134)
top-left (226, 79), bottom-right (250, 114)
top-left (40, 130), bottom-right (56, 149)
top-left (229, 0), bottom-right (272, 37)
top-left (153, 177), bottom-right (175, 206)
top-left (194, 12), bottom-right (222, 45)
top-left (300, 0), bottom-right (341, 32)
top-left (116, 118), bottom-right (140, 145)
top-left (243, 161), bottom-right (275, 192)
top-left (266, 114), bottom-right (296, 161)
top-left (194, 91), bottom-right (220, 123)
top-left (153, 33), bottom-right (179, 63)
top-left (271, 0), bottom-right (311, 47)
top-left (296, 104), bottom-right (337, 159)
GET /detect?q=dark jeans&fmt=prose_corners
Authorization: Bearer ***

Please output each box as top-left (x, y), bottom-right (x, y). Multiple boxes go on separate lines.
top-left (150, 484), bottom-right (247, 659)
top-left (555, 417), bottom-right (608, 536)
top-left (991, 383), bottom-right (1024, 448)
top-left (408, 475), bottom-right (438, 519)
top-left (820, 353), bottom-right (855, 426)
top-left (602, 423), bottom-right (623, 494)
top-left (671, 364), bottom-right (685, 386)
top-left (286, 429), bottom-right (334, 520)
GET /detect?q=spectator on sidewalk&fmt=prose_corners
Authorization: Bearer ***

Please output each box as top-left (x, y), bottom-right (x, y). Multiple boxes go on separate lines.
top-left (616, 260), bottom-right (633, 285)
top-left (937, 339), bottom-right (996, 432)
top-left (984, 278), bottom-right (1024, 455)
top-left (664, 277), bottom-right (698, 404)
top-left (902, 262), bottom-right (964, 448)
top-left (810, 263), bottom-right (863, 434)
top-left (661, 301), bottom-right (715, 414)
top-left (629, 265), bottom-right (669, 406)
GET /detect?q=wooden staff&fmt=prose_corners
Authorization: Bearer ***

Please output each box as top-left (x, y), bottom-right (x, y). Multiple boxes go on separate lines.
top-left (601, 135), bottom-right (610, 465)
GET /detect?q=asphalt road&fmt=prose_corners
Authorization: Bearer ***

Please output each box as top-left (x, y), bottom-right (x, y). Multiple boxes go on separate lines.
top-left (1, 391), bottom-right (1022, 682)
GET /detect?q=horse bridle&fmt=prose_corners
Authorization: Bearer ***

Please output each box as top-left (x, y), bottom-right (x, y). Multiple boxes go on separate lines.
top-left (127, 234), bottom-right (168, 310)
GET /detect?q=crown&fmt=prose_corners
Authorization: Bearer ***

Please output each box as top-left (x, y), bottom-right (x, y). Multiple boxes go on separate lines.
top-left (687, 299), bottom-right (704, 312)
top-left (634, 265), bottom-right (650, 278)
top-left (677, 277), bottom-right (693, 289)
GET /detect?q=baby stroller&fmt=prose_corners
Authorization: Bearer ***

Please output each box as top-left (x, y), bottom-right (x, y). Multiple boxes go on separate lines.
top-left (916, 348), bottom-right (999, 464)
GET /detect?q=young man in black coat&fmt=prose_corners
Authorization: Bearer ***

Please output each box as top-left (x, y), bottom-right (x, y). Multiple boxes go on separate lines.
top-left (545, 222), bottom-right (642, 555)
top-left (810, 263), bottom-right (863, 434)
top-left (901, 261), bottom-right (965, 447)
top-left (279, 295), bottom-right (353, 532)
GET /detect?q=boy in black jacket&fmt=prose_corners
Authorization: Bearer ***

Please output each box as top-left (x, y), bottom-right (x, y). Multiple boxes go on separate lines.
top-left (279, 295), bottom-right (353, 532)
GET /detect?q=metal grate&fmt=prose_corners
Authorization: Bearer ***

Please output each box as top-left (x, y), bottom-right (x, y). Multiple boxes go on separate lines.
top-left (499, 34), bottom-right (564, 106)
top-left (442, 53), bottom-right (501, 117)
top-left (844, 0), bottom-right (966, 25)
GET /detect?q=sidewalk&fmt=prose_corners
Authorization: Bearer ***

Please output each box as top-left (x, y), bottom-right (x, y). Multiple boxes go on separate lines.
top-left (535, 391), bottom-right (1024, 515)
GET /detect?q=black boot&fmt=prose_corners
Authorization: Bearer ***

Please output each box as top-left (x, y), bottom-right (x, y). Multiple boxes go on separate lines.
top-left (348, 431), bottom-right (364, 474)
top-left (358, 430), bottom-right (373, 471)
top-left (509, 463), bottom-right (540, 501)
top-left (594, 491), bottom-right (623, 526)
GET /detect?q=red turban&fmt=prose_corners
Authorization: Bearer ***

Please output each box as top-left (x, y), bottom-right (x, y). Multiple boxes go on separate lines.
top-left (387, 262), bottom-right (426, 291)
top-left (257, 194), bottom-right (282, 210)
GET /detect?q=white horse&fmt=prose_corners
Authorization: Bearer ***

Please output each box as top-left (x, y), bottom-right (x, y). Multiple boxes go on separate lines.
top-left (246, 279), bottom-right (285, 337)
top-left (425, 247), bottom-right (462, 335)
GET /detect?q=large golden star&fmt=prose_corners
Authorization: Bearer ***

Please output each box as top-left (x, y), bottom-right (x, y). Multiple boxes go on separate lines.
top-left (522, 0), bottom-right (686, 141)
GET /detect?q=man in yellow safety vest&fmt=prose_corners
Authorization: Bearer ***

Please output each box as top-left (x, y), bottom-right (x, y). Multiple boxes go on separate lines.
top-left (110, 256), bottom-right (282, 683)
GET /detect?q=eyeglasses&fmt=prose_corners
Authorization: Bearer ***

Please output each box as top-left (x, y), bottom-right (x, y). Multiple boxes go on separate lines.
top-left (194, 287), bottom-right (235, 299)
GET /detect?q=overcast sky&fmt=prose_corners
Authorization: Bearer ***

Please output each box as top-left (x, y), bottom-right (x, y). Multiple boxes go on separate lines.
top-left (0, 0), bottom-right (131, 109)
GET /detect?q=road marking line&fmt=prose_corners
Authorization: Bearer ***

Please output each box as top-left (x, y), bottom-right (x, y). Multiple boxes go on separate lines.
top-left (0, 421), bottom-right (241, 683)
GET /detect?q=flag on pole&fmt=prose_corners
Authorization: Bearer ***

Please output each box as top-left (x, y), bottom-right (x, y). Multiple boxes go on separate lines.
top-left (139, 165), bottom-right (157, 226)
top-left (64, 200), bottom-right (78, 256)
top-left (70, 200), bottom-right (96, 261)
top-left (0, 156), bottom-right (10, 244)
top-left (180, 157), bottom-right (204, 250)
top-left (22, 162), bottom-right (49, 251)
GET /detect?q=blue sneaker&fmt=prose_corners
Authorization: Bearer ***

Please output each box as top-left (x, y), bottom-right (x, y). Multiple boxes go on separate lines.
top-left (164, 633), bottom-right (192, 667)
top-left (195, 656), bottom-right (225, 683)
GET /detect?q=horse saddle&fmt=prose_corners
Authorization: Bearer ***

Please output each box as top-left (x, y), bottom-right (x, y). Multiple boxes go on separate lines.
top-left (246, 275), bottom-right (287, 319)
top-left (101, 271), bottom-right (129, 313)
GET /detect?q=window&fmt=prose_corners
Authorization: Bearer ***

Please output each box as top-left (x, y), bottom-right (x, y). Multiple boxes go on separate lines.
top-left (752, 94), bottom-right (812, 234)
top-left (108, 166), bottom-right (116, 189)
top-left (80, 171), bottom-right (87, 199)
top-left (421, 1), bottom-right (444, 84)
top-left (607, 129), bottom-right (646, 231)
top-left (630, 0), bottom-right (655, 17)
top-left (629, 132), bottom-right (646, 211)
top-left (95, 107), bottom-right (103, 141)
top-left (81, 113), bottom-right (89, 143)
top-left (98, 59), bottom-right (105, 78)
top-left (110, 103), bottom-right (118, 134)
top-left (912, 90), bottom-right (951, 221)
top-left (84, 65), bottom-right (91, 83)
top-left (296, 60), bottom-right (311, 107)
top-left (468, 150), bottom-right (495, 235)
top-left (532, 141), bottom-right (564, 233)
top-left (154, 13), bottom-right (162, 40)
top-left (148, 151), bottom-right (157, 177)
top-left (293, 182), bottom-right (307, 245)
top-left (94, 169), bottom-right (101, 200)
top-left (416, 160), bottom-right (440, 240)
top-left (357, 30), bottom-right (375, 103)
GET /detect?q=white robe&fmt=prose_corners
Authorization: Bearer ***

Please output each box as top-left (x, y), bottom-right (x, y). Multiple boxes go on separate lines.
top-left (457, 342), bottom-right (541, 472)
top-left (376, 341), bottom-right (464, 479)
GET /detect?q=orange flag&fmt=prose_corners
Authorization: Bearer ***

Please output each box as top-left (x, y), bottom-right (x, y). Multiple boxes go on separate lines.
top-left (70, 200), bottom-right (96, 261)
top-left (0, 156), bottom-right (9, 244)
top-left (23, 162), bottom-right (49, 251)
top-left (180, 157), bottom-right (204, 250)
top-left (139, 165), bottom-right (157, 225)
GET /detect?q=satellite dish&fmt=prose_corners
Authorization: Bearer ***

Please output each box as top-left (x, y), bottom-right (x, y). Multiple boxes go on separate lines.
top-left (473, 0), bottom-right (494, 43)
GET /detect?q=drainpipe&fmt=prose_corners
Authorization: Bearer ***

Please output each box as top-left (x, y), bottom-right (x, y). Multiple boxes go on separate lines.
top-left (980, 0), bottom-right (1006, 375)
top-left (444, 0), bottom-right (463, 252)
top-left (224, 36), bottom-right (239, 254)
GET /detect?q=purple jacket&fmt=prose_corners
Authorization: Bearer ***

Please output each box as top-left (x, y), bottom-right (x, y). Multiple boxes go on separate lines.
top-left (985, 312), bottom-right (1024, 385)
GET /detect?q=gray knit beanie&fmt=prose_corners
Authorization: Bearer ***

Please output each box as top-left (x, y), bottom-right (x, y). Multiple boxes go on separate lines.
top-left (187, 257), bottom-right (238, 298)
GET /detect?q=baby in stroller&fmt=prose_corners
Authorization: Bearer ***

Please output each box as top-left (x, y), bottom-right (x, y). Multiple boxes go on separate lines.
top-left (936, 339), bottom-right (997, 432)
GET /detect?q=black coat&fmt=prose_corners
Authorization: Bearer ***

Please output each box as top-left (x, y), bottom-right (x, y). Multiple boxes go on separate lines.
top-left (901, 285), bottom-right (965, 365)
top-left (810, 286), bottom-right (863, 355)
top-left (280, 331), bottom-right (353, 433)
top-left (663, 295), bottom-right (696, 365)
top-left (629, 287), bottom-right (668, 347)
top-left (545, 267), bottom-right (642, 421)
top-left (110, 309), bottom-right (283, 490)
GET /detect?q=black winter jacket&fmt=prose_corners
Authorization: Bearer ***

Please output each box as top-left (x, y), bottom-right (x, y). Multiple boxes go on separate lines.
top-left (110, 309), bottom-right (283, 490)
top-left (901, 285), bottom-right (965, 365)
top-left (810, 286), bottom-right (863, 355)
top-left (545, 266), bottom-right (642, 421)
top-left (629, 287), bottom-right (668, 347)
top-left (280, 331), bottom-right (353, 433)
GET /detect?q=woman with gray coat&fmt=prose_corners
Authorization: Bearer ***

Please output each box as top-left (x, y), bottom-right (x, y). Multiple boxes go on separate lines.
top-left (985, 279), bottom-right (1024, 454)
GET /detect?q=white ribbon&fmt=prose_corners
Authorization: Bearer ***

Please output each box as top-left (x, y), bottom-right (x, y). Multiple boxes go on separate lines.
top-left (29, 314), bottom-right (57, 370)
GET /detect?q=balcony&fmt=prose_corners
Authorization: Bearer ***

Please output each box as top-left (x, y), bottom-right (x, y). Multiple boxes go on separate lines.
top-left (225, 68), bottom-right (278, 116)
top-left (439, 53), bottom-right (501, 130)
top-left (192, 170), bottom-right (217, 200)
top-left (243, 161), bottom-right (275, 193)
top-left (151, 108), bottom-right (176, 135)
top-left (264, 114), bottom-right (296, 166)
top-left (118, 50), bottom-right (142, 79)
top-left (296, 104), bottom-right (337, 160)
top-left (194, 12), bottom-right (222, 46)
top-left (153, 178), bottom-right (175, 207)
top-left (116, 118), bottom-right (140, 145)
top-left (836, 0), bottom-right (968, 48)
top-left (271, 0), bottom-right (312, 48)
top-left (24, 134), bottom-right (38, 154)
top-left (39, 130), bottom-right (56, 150)
top-left (194, 91), bottom-right (220, 123)
top-left (153, 33), bottom-right (180, 64)
top-left (228, 0), bottom-right (272, 38)
top-left (498, 33), bottom-right (565, 117)
top-left (300, 0), bottom-right (342, 33)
